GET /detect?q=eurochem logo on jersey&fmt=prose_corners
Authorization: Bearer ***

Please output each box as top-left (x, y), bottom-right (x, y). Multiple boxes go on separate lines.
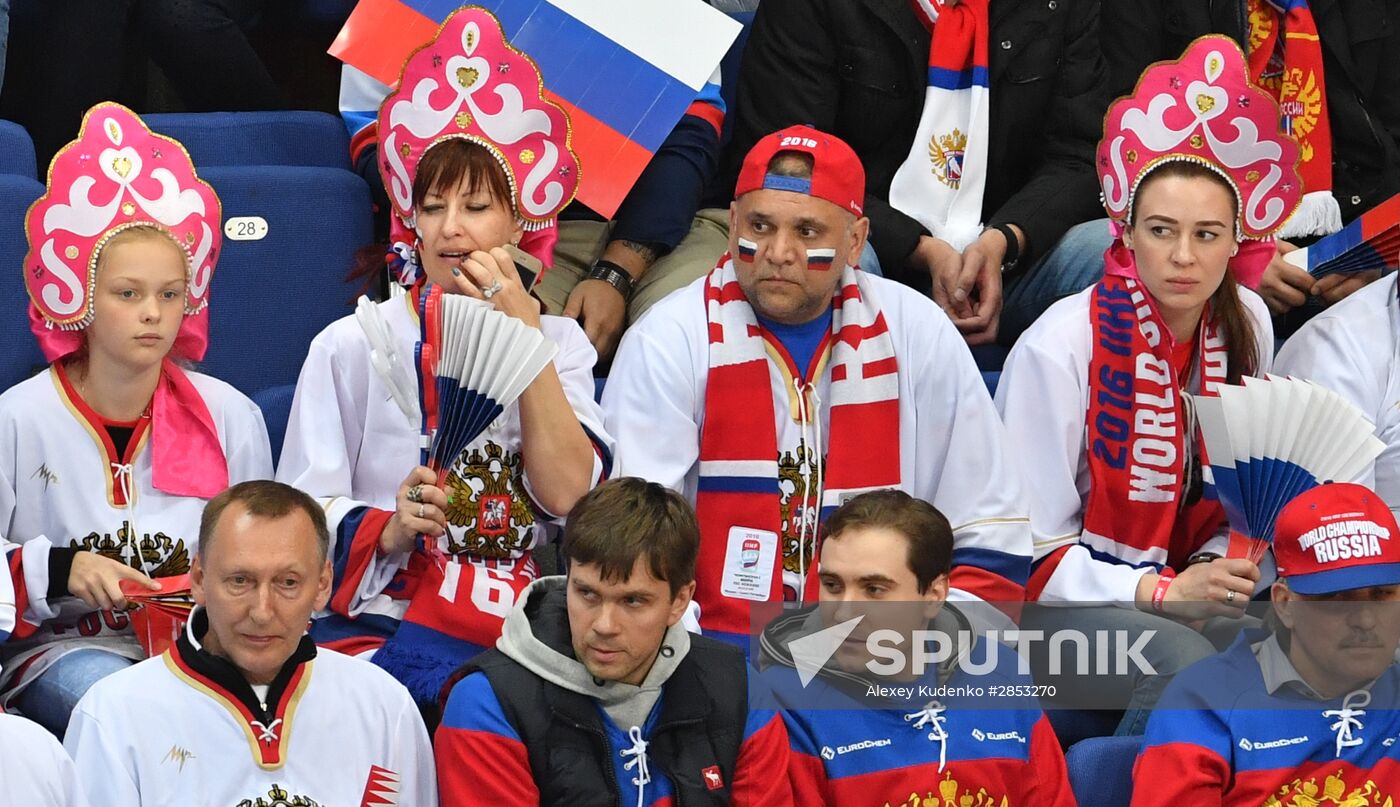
top-left (971, 728), bottom-right (1026, 744)
top-left (1238, 735), bottom-right (1309, 752)
top-left (819, 738), bottom-right (893, 760)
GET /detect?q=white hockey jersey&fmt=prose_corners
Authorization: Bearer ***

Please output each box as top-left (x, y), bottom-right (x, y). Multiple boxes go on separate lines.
top-left (0, 366), bottom-right (272, 699)
top-left (1275, 274), bottom-right (1400, 522)
top-left (64, 619), bottom-right (436, 807)
top-left (0, 713), bottom-right (89, 806)
top-left (601, 273), bottom-right (1032, 620)
top-left (994, 285), bottom-right (1274, 604)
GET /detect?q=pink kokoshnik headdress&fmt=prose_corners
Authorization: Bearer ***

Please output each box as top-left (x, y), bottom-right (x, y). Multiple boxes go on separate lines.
top-left (1097, 36), bottom-right (1305, 287)
top-left (378, 6), bottom-right (580, 279)
top-left (23, 102), bottom-right (228, 499)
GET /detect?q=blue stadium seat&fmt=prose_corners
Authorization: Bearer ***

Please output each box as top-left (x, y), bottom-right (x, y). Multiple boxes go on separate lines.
top-left (969, 343), bottom-right (1010, 372)
top-left (1048, 708), bottom-right (1124, 749)
top-left (0, 176), bottom-right (49, 390)
top-left (144, 111), bottom-right (352, 171)
top-left (198, 165), bottom-right (372, 397)
top-left (0, 121), bottom-right (37, 179)
top-left (252, 383), bottom-right (298, 470)
top-left (1066, 735), bottom-right (1143, 807)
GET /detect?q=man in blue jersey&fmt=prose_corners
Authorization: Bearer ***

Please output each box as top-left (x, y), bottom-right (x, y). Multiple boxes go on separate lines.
top-left (1134, 482), bottom-right (1400, 805)
top-left (755, 489), bottom-right (1073, 806)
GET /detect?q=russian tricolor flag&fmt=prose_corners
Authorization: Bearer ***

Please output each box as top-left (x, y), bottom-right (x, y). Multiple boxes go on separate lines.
top-left (331, 0), bottom-right (739, 219)
top-left (1285, 191), bottom-right (1400, 278)
top-left (736, 237), bottom-right (757, 262)
top-left (805, 248), bottom-right (836, 271)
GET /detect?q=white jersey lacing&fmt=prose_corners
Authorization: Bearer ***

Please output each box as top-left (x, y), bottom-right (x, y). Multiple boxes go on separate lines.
top-left (905, 700), bottom-right (949, 772)
top-left (1323, 689), bottom-right (1370, 758)
top-left (111, 461), bottom-right (150, 579)
top-left (620, 725), bottom-right (651, 807)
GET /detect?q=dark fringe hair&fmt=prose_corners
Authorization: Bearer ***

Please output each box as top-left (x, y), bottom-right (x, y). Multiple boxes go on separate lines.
top-left (562, 478), bottom-right (699, 597)
top-left (1132, 160), bottom-right (1258, 383)
top-left (821, 489), bottom-right (953, 594)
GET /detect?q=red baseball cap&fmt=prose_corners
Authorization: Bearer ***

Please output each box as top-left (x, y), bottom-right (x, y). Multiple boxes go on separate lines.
top-left (735, 125), bottom-right (865, 217)
top-left (1273, 483), bottom-right (1400, 595)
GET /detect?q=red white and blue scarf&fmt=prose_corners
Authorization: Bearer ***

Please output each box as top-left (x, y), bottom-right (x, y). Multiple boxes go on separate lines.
top-left (888, 0), bottom-right (991, 251)
top-left (694, 258), bottom-right (901, 637)
top-left (1030, 243), bottom-right (1231, 597)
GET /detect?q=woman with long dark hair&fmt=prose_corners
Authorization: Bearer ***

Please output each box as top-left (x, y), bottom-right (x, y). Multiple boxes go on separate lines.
top-left (995, 37), bottom-right (1304, 735)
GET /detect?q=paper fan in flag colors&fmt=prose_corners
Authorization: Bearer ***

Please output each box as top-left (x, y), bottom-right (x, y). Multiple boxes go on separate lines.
top-left (1284, 192), bottom-right (1400, 278)
top-left (119, 574), bottom-right (194, 657)
top-left (1194, 375), bottom-right (1385, 564)
top-left (415, 284), bottom-right (557, 476)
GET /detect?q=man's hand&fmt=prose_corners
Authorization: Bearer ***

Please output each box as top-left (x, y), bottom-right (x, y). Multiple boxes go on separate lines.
top-left (913, 235), bottom-right (965, 314)
top-left (1257, 240), bottom-right (1313, 316)
top-left (562, 240), bottom-right (654, 361)
top-left (562, 280), bottom-right (627, 361)
top-left (1312, 269), bottom-right (1382, 306)
top-left (67, 553), bottom-right (159, 611)
top-left (953, 229), bottom-right (1011, 345)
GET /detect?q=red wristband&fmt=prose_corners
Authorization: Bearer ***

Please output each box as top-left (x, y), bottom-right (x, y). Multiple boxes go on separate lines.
top-left (1151, 569), bottom-right (1176, 613)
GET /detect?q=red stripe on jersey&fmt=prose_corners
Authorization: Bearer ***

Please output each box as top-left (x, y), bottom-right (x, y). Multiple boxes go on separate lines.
top-left (349, 122), bottom-right (379, 168)
top-left (685, 101), bottom-right (724, 135)
top-left (435, 725), bottom-right (540, 805)
top-left (950, 564), bottom-right (1025, 621)
top-left (1026, 545), bottom-right (1073, 602)
top-left (330, 508), bottom-right (395, 618)
top-left (5, 548), bottom-right (34, 640)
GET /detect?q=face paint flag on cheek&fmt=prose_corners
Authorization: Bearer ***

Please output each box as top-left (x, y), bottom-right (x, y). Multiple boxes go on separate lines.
top-left (806, 248), bottom-right (836, 271)
top-left (737, 237), bottom-right (758, 263)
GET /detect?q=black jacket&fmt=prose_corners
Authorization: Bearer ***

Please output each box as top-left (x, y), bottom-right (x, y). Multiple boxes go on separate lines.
top-left (454, 587), bottom-right (750, 806)
top-left (1102, 0), bottom-right (1400, 228)
top-left (718, 0), bottom-right (1110, 279)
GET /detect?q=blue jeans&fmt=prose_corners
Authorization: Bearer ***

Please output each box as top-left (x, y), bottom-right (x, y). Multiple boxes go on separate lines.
top-left (14, 649), bottom-right (134, 738)
top-left (0, 0), bottom-right (9, 91)
top-left (1000, 218), bottom-right (1113, 345)
top-left (1021, 604), bottom-right (1217, 736)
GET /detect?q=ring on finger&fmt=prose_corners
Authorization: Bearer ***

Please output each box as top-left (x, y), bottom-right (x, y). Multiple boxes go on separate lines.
top-left (1226, 589), bottom-right (1237, 604)
top-left (417, 503), bottom-right (425, 519)
top-left (482, 279), bottom-right (504, 299)
top-left (407, 485), bottom-right (423, 503)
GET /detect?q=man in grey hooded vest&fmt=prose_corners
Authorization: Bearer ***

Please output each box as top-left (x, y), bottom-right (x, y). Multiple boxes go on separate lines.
top-left (434, 477), bottom-right (794, 805)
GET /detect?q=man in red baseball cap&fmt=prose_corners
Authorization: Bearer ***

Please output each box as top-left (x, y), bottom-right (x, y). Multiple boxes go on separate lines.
top-left (602, 125), bottom-right (1031, 646)
top-left (1133, 482), bottom-right (1400, 805)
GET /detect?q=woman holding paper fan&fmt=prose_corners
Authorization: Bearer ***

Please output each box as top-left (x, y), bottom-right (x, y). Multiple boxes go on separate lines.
top-left (277, 7), bottom-right (611, 705)
top-left (0, 103), bottom-right (274, 736)
top-left (995, 36), bottom-right (1303, 735)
